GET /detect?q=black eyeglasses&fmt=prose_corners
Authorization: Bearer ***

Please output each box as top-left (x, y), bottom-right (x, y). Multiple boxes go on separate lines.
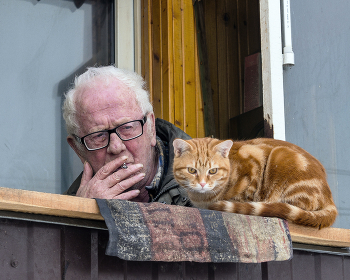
top-left (74, 116), bottom-right (147, 151)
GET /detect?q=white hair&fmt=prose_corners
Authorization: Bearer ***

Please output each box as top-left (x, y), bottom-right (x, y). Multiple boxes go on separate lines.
top-left (62, 65), bottom-right (153, 136)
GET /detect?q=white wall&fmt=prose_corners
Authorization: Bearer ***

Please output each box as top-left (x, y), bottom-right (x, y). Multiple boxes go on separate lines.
top-left (0, 0), bottom-right (111, 193)
top-left (283, 0), bottom-right (350, 229)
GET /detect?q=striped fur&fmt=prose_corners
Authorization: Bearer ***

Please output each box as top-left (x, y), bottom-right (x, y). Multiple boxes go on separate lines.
top-left (173, 138), bottom-right (337, 229)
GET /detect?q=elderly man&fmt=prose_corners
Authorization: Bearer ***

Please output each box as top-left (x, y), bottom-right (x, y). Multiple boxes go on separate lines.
top-left (62, 66), bottom-right (191, 206)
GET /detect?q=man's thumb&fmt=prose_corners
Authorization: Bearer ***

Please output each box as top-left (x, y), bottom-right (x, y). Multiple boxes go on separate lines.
top-left (81, 161), bottom-right (93, 186)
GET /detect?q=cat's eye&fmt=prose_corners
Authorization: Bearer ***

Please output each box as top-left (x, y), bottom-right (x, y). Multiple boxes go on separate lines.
top-left (208, 168), bottom-right (218, 174)
top-left (187, 167), bottom-right (197, 174)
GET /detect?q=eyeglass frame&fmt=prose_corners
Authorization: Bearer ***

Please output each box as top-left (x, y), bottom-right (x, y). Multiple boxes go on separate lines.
top-left (73, 115), bottom-right (148, 151)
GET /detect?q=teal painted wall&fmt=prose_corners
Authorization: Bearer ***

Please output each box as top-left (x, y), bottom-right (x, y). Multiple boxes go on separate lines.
top-left (0, 0), bottom-right (112, 194)
top-left (284, 1), bottom-right (350, 228)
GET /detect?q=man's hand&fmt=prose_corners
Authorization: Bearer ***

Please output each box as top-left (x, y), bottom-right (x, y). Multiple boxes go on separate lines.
top-left (76, 156), bottom-right (145, 199)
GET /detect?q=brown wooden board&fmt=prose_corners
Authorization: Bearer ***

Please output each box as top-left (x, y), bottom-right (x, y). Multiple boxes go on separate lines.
top-left (0, 217), bottom-right (349, 279)
top-left (0, 187), bottom-right (349, 248)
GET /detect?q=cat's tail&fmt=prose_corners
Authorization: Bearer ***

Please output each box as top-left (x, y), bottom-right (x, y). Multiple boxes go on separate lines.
top-left (209, 201), bottom-right (338, 229)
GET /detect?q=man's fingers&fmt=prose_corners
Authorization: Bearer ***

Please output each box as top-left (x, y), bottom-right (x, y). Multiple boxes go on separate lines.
top-left (95, 156), bottom-right (128, 180)
top-left (77, 159), bottom-right (144, 199)
top-left (106, 163), bottom-right (144, 187)
top-left (78, 161), bottom-right (94, 196)
top-left (110, 172), bottom-right (145, 191)
top-left (114, 190), bottom-right (140, 200)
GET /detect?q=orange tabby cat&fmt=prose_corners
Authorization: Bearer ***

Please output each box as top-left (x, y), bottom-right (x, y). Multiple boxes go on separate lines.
top-left (173, 137), bottom-right (337, 228)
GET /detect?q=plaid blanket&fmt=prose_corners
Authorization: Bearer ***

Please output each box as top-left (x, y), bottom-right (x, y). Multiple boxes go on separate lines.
top-left (96, 199), bottom-right (292, 263)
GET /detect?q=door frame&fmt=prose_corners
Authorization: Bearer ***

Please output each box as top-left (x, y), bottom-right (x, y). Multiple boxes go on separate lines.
top-left (260, 0), bottom-right (286, 140)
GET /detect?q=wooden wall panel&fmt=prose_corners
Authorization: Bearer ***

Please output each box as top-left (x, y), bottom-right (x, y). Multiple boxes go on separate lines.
top-left (141, 0), bottom-right (150, 93)
top-left (203, 0), bottom-right (219, 137)
top-left (142, 0), bottom-right (260, 139)
top-left (247, 0), bottom-right (261, 55)
top-left (183, 0), bottom-right (197, 136)
top-left (142, 0), bottom-right (205, 138)
top-left (161, 0), bottom-right (170, 122)
top-left (216, 0), bottom-right (229, 139)
top-left (150, 0), bottom-right (162, 119)
top-left (203, 0), bottom-right (261, 139)
top-left (237, 0), bottom-right (249, 100)
top-left (2, 218), bottom-right (350, 279)
top-left (172, 0), bottom-right (185, 131)
top-left (195, 40), bottom-right (205, 137)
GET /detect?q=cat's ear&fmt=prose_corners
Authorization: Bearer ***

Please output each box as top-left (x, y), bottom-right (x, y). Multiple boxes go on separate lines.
top-left (173, 138), bottom-right (192, 157)
top-left (215, 140), bottom-right (233, 158)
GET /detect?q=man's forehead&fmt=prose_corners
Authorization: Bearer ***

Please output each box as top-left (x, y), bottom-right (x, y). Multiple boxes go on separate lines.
top-left (76, 79), bottom-right (137, 110)
top-left (73, 79), bottom-right (143, 135)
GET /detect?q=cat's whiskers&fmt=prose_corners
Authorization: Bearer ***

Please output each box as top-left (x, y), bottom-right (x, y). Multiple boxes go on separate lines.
top-left (209, 186), bottom-right (218, 196)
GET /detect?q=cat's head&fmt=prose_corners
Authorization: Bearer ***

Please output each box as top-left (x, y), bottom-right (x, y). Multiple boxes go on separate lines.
top-left (172, 138), bottom-right (233, 196)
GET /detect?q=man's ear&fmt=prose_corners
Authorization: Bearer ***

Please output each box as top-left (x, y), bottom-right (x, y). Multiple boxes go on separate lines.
top-left (67, 136), bottom-right (86, 164)
top-left (148, 112), bottom-right (157, 147)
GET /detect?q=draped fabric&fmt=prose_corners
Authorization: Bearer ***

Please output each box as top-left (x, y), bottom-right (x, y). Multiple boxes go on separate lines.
top-left (96, 199), bottom-right (292, 263)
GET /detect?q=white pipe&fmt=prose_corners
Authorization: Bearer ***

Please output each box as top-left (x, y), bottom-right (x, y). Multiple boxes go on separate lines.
top-left (282, 0), bottom-right (295, 66)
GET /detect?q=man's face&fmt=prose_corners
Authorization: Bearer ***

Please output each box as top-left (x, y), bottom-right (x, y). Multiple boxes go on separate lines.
top-left (68, 78), bottom-right (157, 189)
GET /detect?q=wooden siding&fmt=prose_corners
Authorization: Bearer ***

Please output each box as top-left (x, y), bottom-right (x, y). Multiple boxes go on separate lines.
top-left (0, 187), bottom-right (349, 248)
top-left (141, 0), bottom-right (205, 138)
top-left (142, 0), bottom-right (261, 139)
top-left (1, 217), bottom-right (349, 279)
top-left (203, 0), bottom-right (261, 139)
top-left (0, 187), bottom-right (349, 278)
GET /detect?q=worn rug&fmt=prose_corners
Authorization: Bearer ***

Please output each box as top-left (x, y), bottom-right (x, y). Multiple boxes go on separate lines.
top-left (96, 199), bottom-right (292, 263)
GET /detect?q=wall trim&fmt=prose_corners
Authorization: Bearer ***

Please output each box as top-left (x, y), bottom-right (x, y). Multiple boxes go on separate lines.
top-left (260, 0), bottom-right (286, 140)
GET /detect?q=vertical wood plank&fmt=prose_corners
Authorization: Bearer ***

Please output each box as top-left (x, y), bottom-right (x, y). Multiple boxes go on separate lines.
top-left (193, 0), bottom-right (216, 137)
top-left (344, 256), bottom-right (350, 279)
top-left (212, 263), bottom-right (239, 279)
top-left (145, 0), bottom-right (261, 139)
top-left (183, 0), bottom-right (197, 136)
top-left (227, 0), bottom-right (241, 121)
top-left (237, 0), bottom-right (249, 116)
top-left (161, 0), bottom-right (170, 121)
top-left (184, 262), bottom-right (209, 280)
top-left (238, 263), bottom-right (262, 279)
top-left (173, 0), bottom-right (184, 131)
top-left (126, 261), bottom-right (154, 280)
top-left (291, 251), bottom-right (316, 280)
top-left (147, 0), bottom-right (153, 103)
top-left (0, 220), bottom-right (63, 279)
top-left (158, 262), bottom-right (184, 280)
top-left (90, 230), bottom-right (99, 279)
top-left (246, 0), bottom-right (261, 55)
top-left (31, 224), bottom-right (62, 279)
top-left (97, 230), bottom-right (124, 279)
top-left (203, 0), bottom-right (219, 138)
top-left (266, 260), bottom-right (292, 280)
top-left (145, 0), bottom-right (205, 134)
top-left (167, 0), bottom-right (175, 124)
top-left (141, 0), bottom-right (149, 87)
top-left (195, 37), bottom-right (205, 138)
top-left (200, 0), bottom-right (261, 139)
top-left (216, 0), bottom-right (229, 139)
top-left (151, 0), bottom-right (162, 118)
top-left (63, 226), bottom-right (92, 279)
top-left (144, 0), bottom-right (206, 134)
top-left (317, 254), bottom-right (344, 280)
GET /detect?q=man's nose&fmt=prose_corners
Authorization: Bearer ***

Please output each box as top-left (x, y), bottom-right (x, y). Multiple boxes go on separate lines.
top-left (107, 132), bottom-right (126, 154)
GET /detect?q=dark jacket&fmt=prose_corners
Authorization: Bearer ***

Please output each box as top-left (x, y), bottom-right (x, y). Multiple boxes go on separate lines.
top-left (64, 118), bottom-right (193, 207)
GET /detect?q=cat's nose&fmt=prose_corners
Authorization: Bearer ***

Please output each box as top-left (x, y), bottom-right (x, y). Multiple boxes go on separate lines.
top-left (200, 182), bottom-right (206, 188)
